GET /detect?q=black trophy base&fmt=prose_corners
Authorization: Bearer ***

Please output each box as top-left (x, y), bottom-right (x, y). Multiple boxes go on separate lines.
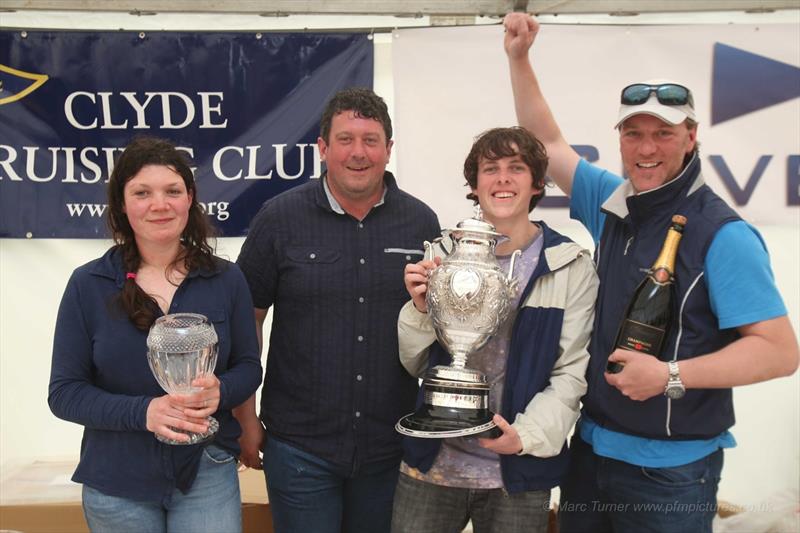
top-left (396, 405), bottom-right (502, 439)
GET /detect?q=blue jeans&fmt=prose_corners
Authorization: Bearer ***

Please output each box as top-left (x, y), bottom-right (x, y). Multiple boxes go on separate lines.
top-left (82, 445), bottom-right (241, 533)
top-left (391, 472), bottom-right (551, 533)
top-left (559, 433), bottom-right (723, 533)
top-left (263, 436), bottom-right (400, 533)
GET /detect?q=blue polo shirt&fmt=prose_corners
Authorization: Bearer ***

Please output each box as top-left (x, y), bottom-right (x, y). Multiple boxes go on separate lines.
top-left (237, 172), bottom-right (440, 469)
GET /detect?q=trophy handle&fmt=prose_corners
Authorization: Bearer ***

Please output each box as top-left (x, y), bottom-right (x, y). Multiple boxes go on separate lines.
top-left (424, 237), bottom-right (450, 262)
top-left (438, 236), bottom-right (453, 257)
top-left (507, 249), bottom-right (522, 281)
top-left (423, 240), bottom-right (435, 262)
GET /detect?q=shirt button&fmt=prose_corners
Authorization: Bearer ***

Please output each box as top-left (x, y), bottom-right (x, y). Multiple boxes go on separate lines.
top-left (359, 258), bottom-right (366, 265)
top-left (358, 223), bottom-right (364, 229)
top-left (355, 411), bottom-right (361, 418)
top-left (358, 297), bottom-right (365, 303)
top-left (405, 255), bottom-right (412, 261)
top-left (357, 335), bottom-right (364, 342)
top-left (309, 253), bottom-right (316, 259)
top-left (356, 374), bottom-right (363, 381)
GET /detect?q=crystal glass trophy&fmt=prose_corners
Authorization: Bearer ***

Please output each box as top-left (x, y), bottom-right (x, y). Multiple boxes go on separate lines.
top-left (146, 313), bottom-right (219, 445)
top-left (396, 208), bottom-right (520, 438)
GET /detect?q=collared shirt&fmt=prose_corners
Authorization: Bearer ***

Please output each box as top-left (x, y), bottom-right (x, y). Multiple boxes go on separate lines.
top-left (323, 175), bottom-right (388, 213)
top-left (49, 247), bottom-right (262, 503)
top-left (237, 172), bottom-right (440, 469)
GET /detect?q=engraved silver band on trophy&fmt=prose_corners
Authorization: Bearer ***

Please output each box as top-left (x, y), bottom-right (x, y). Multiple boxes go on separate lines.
top-left (425, 389), bottom-right (489, 409)
top-left (396, 207), bottom-right (520, 439)
top-left (146, 313), bottom-right (219, 445)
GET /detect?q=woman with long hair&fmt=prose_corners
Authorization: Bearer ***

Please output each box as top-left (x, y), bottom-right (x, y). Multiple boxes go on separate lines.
top-left (49, 137), bottom-right (262, 532)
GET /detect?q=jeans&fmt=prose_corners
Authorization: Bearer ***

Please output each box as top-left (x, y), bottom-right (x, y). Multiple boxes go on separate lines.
top-left (263, 436), bottom-right (400, 533)
top-left (82, 445), bottom-right (241, 533)
top-left (391, 472), bottom-right (551, 533)
top-left (559, 433), bottom-right (723, 533)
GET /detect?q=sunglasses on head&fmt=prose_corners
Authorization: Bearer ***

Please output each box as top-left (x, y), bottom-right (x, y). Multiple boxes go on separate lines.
top-left (620, 83), bottom-right (694, 107)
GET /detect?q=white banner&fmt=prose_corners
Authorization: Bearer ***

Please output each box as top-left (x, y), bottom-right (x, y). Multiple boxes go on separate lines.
top-left (392, 23), bottom-right (800, 230)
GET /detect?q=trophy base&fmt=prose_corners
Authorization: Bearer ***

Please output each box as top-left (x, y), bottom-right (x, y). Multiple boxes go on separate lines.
top-left (156, 416), bottom-right (219, 446)
top-left (396, 406), bottom-right (501, 439)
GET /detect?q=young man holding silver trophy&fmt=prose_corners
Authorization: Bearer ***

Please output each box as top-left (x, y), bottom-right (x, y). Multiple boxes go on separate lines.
top-left (392, 127), bottom-right (599, 533)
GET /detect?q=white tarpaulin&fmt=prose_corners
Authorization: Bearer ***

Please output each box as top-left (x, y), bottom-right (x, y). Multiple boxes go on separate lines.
top-left (392, 23), bottom-right (800, 230)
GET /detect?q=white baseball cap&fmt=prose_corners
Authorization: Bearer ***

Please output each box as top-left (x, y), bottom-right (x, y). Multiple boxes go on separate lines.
top-left (615, 79), bottom-right (697, 129)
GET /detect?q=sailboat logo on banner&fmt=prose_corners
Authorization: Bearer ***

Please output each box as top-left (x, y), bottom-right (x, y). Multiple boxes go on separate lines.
top-left (711, 43), bottom-right (800, 126)
top-left (0, 64), bottom-right (49, 105)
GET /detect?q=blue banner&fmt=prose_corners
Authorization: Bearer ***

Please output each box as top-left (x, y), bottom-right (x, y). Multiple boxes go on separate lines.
top-left (0, 31), bottom-right (373, 238)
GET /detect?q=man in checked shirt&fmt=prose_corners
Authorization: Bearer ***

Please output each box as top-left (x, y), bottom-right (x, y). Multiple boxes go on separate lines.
top-left (234, 87), bottom-right (440, 533)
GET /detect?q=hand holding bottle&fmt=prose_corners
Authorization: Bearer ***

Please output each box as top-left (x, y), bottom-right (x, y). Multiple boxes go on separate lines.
top-left (605, 349), bottom-right (670, 401)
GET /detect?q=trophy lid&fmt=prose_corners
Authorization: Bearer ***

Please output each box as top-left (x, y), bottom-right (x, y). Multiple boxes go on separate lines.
top-left (147, 313), bottom-right (218, 352)
top-left (447, 206), bottom-right (503, 239)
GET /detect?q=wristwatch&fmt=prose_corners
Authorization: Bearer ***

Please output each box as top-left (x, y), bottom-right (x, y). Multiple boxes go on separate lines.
top-left (664, 360), bottom-right (686, 400)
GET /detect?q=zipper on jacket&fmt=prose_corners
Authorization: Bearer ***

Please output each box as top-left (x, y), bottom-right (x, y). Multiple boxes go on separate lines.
top-left (665, 271), bottom-right (705, 437)
top-left (665, 397), bottom-right (673, 437)
top-left (623, 236), bottom-right (634, 256)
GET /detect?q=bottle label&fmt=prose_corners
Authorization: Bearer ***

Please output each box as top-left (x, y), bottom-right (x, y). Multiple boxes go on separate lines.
top-left (617, 319), bottom-right (665, 356)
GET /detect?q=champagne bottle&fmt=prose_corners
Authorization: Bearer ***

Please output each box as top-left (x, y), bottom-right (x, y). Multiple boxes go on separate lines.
top-left (607, 215), bottom-right (687, 374)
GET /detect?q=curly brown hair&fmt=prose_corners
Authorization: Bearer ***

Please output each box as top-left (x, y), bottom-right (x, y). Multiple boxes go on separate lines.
top-left (319, 87), bottom-right (392, 144)
top-left (463, 127), bottom-right (548, 213)
top-left (107, 136), bottom-right (216, 330)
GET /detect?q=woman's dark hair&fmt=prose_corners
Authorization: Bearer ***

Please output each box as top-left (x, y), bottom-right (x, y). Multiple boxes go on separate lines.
top-left (107, 136), bottom-right (215, 330)
top-left (463, 127), bottom-right (549, 212)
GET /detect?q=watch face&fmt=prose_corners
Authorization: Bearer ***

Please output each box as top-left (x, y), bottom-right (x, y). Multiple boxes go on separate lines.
top-left (666, 385), bottom-right (686, 400)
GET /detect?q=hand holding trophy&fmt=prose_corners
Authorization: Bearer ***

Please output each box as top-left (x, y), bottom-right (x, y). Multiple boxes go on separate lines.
top-left (396, 208), bottom-right (520, 438)
top-left (147, 313), bottom-right (219, 445)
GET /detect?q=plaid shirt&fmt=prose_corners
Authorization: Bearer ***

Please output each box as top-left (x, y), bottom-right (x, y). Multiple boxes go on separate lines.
top-left (237, 172), bottom-right (439, 468)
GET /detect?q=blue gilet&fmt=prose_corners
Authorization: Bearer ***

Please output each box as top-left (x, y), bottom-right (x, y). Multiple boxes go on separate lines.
top-left (583, 154), bottom-right (741, 440)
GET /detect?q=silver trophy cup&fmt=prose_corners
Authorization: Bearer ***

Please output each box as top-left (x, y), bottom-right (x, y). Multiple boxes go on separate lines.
top-left (146, 313), bottom-right (219, 445)
top-left (396, 208), bottom-right (520, 438)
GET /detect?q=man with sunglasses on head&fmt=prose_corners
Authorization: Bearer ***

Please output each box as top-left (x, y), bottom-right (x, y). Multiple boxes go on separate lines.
top-left (503, 12), bottom-right (799, 533)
